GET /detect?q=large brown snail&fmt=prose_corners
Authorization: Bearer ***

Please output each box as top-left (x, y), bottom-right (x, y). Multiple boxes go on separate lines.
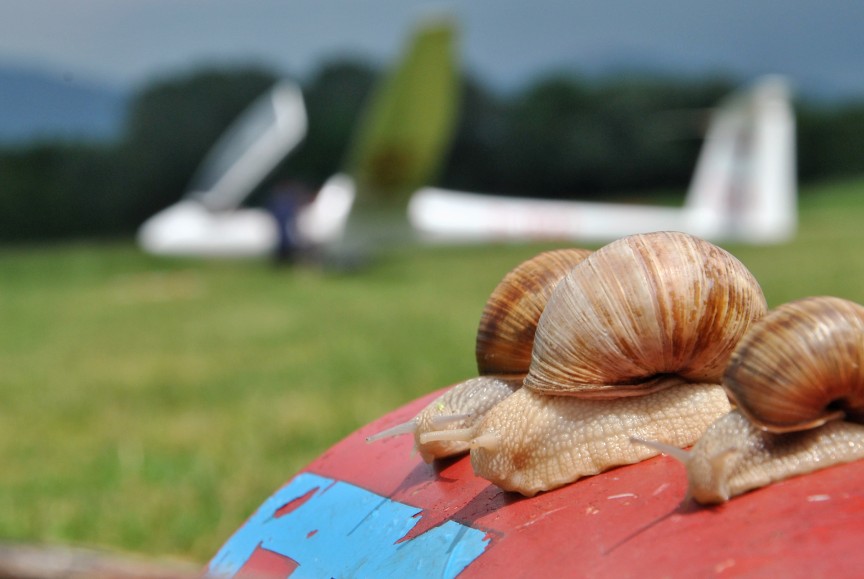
top-left (367, 248), bottom-right (591, 462)
top-left (642, 296), bottom-right (864, 504)
top-left (423, 231), bottom-right (767, 496)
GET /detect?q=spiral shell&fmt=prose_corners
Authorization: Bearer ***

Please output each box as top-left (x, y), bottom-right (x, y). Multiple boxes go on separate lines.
top-left (724, 296), bottom-right (864, 433)
top-left (524, 231), bottom-right (768, 398)
top-left (475, 248), bottom-right (592, 377)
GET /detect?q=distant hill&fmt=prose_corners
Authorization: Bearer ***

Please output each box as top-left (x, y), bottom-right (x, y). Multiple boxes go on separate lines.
top-left (0, 66), bottom-right (129, 144)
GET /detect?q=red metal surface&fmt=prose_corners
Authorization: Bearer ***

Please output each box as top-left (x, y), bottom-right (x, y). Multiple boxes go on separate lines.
top-left (236, 547), bottom-right (299, 578)
top-left (235, 388), bottom-right (864, 577)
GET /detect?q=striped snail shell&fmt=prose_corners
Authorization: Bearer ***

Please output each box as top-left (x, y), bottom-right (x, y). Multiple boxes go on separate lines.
top-left (724, 295), bottom-right (864, 432)
top-left (525, 231), bottom-right (767, 397)
top-left (475, 248), bottom-right (593, 377)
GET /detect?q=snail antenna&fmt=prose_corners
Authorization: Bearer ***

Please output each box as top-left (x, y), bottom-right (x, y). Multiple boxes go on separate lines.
top-left (468, 432), bottom-right (500, 451)
top-left (429, 413), bottom-right (472, 428)
top-left (630, 436), bottom-right (692, 464)
top-left (418, 427), bottom-right (474, 445)
top-left (366, 419), bottom-right (418, 443)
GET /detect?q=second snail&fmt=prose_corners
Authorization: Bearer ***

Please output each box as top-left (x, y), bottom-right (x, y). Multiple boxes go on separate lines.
top-left (647, 295), bottom-right (864, 504)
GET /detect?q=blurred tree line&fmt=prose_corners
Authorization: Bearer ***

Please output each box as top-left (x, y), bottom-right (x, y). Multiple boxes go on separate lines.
top-left (1, 61), bottom-right (863, 242)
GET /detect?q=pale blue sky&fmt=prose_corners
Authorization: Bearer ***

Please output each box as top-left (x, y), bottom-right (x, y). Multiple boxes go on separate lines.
top-left (1, 0), bottom-right (861, 98)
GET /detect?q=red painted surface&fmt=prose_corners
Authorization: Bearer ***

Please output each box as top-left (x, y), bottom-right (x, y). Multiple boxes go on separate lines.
top-left (236, 545), bottom-right (299, 577)
top-left (238, 388), bottom-right (864, 577)
top-left (273, 486), bottom-right (318, 518)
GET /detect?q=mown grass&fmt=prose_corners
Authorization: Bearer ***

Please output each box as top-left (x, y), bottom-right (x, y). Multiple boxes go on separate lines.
top-left (1, 177), bottom-right (864, 563)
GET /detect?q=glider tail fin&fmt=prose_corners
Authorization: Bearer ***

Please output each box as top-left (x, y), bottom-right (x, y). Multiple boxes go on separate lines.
top-left (298, 18), bottom-right (460, 254)
top-left (684, 76), bottom-right (797, 243)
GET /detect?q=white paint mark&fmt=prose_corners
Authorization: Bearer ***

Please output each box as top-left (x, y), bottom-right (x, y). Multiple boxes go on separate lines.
top-left (514, 506), bottom-right (568, 530)
top-left (652, 482), bottom-right (671, 496)
top-left (607, 493), bottom-right (638, 500)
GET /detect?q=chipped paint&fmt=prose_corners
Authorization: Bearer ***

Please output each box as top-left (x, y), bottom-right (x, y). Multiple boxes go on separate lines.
top-left (208, 473), bottom-right (490, 577)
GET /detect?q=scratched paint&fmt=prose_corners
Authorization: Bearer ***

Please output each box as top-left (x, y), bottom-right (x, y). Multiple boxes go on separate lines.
top-left (209, 472), bottom-right (490, 577)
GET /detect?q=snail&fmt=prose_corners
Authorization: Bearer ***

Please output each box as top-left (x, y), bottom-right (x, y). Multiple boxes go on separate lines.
top-left (424, 231), bottom-right (767, 496)
top-left (367, 248), bottom-right (591, 462)
top-left (639, 296), bottom-right (864, 504)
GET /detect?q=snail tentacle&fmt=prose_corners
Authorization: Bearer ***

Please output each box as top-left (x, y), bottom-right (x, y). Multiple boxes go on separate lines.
top-left (366, 412), bottom-right (475, 444)
top-left (418, 427), bottom-right (475, 445)
top-left (629, 436), bottom-right (692, 464)
top-left (468, 432), bottom-right (500, 451)
top-left (365, 419), bottom-right (418, 443)
top-left (429, 413), bottom-right (473, 428)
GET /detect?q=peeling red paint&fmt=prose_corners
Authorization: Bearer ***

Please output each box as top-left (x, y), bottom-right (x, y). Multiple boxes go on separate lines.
top-left (274, 486), bottom-right (318, 518)
top-left (236, 544), bottom-right (299, 577)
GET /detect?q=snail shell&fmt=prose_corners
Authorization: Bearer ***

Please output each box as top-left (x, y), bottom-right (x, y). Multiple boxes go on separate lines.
top-left (368, 248), bottom-right (591, 462)
top-left (724, 296), bottom-right (864, 432)
top-left (475, 248), bottom-right (594, 377)
top-left (466, 232), bottom-right (767, 495)
top-left (680, 296), bottom-right (864, 503)
top-left (526, 231), bottom-right (767, 397)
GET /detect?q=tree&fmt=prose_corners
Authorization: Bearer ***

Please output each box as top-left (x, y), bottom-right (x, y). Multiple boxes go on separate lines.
top-left (798, 102), bottom-right (864, 182)
top-left (438, 75), bottom-right (512, 193)
top-left (490, 74), bottom-right (733, 199)
top-left (0, 142), bottom-right (119, 241)
top-left (277, 60), bottom-right (379, 187)
top-left (115, 68), bottom-right (278, 227)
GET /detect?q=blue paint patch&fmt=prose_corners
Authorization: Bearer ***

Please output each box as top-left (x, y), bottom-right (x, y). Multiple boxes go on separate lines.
top-left (209, 473), bottom-right (490, 577)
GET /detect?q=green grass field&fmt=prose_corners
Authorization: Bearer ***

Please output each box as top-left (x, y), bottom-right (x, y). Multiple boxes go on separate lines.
top-left (1, 177), bottom-right (864, 563)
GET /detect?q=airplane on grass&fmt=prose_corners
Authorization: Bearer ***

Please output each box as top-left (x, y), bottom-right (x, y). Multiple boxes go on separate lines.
top-left (138, 18), bottom-right (458, 260)
top-left (410, 75), bottom-right (796, 245)
top-left (137, 20), bottom-right (797, 261)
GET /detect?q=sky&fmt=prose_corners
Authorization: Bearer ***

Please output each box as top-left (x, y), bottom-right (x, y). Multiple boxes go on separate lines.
top-left (1, 0), bottom-right (863, 100)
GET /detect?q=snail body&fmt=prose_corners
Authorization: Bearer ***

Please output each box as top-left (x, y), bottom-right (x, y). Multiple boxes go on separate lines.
top-left (683, 410), bottom-right (864, 504)
top-left (673, 296), bottom-right (864, 503)
top-left (429, 232), bottom-right (767, 495)
top-left (469, 379), bottom-right (731, 496)
top-left (367, 248), bottom-right (591, 462)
